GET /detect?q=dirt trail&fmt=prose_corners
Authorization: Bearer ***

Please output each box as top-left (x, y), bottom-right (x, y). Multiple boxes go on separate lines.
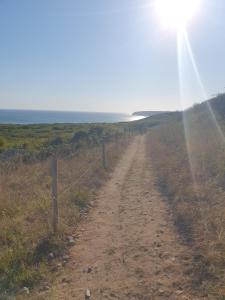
top-left (44, 135), bottom-right (202, 300)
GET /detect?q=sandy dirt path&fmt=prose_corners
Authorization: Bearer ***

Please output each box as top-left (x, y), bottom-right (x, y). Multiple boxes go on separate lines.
top-left (43, 135), bottom-right (203, 300)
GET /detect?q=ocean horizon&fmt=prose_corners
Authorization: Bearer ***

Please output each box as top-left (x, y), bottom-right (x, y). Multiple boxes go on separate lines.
top-left (0, 109), bottom-right (145, 125)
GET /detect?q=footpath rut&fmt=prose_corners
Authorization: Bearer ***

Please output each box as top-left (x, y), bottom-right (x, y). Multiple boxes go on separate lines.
top-left (44, 135), bottom-right (203, 300)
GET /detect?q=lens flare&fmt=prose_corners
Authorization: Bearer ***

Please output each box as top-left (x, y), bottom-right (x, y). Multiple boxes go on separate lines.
top-left (154, 0), bottom-right (201, 29)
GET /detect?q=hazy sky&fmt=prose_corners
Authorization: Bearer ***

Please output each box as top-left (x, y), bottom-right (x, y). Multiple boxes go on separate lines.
top-left (0, 0), bottom-right (225, 113)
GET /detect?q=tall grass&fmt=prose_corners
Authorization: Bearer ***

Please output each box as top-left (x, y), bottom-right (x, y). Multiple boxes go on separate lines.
top-left (0, 136), bottom-right (130, 295)
top-left (146, 103), bottom-right (225, 297)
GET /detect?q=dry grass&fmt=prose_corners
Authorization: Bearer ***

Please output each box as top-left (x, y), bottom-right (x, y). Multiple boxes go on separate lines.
top-left (146, 107), bottom-right (225, 298)
top-left (0, 136), bottom-right (130, 296)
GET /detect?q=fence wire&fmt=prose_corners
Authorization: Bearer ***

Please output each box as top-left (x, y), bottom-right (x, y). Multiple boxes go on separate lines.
top-left (0, 136), bottom-right (131, 237)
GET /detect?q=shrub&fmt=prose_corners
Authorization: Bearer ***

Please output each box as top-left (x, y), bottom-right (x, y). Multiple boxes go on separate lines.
top-left (71, 191), bottom-right (89, 210)
top-left (49, 137), bottom-right (63, 146)
top-left (0, 137), bottom-right (5, 149)
top-left (71, 131), bottom-right (88, 144)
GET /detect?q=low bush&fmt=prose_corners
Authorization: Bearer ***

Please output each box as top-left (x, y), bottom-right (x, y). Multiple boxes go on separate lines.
top-left (71, 190), bottom-right (89, 210)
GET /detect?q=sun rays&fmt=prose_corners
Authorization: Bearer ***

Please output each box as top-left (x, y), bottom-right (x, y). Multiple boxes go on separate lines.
top-left (150, 0), bottom-right (225, 192)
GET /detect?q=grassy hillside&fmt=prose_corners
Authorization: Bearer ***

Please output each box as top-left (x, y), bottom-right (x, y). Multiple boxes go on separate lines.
top-left (129, 110), bottom-right (181, 133)
top-left (146, 95), bottom-right (225, 298)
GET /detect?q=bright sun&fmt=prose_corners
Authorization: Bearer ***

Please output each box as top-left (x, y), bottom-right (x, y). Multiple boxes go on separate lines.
top-left (154, 0), bottom-right (201, 30)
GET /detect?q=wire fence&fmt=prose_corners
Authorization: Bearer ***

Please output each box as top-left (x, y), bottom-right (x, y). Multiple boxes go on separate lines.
top-left (0, 135), bottom-right (131, 252)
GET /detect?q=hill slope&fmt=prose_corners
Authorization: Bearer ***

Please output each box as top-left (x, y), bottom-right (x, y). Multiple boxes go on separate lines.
top-left (145, 95), bottom-right (225, 297)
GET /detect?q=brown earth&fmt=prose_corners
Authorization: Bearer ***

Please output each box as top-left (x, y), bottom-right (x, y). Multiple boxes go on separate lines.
top-left (37, 135), bottom-right (207, 300)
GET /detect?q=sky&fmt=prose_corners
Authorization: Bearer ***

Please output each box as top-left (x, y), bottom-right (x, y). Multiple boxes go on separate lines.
top-left (0, 0), bottom-right (225, 113)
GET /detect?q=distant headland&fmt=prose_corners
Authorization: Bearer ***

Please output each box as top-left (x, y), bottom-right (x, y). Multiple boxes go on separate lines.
top-left (132, 111), bottom-right (169, 117)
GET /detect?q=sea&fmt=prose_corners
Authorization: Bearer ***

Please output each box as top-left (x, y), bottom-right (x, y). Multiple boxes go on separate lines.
top-left (0, 110), bottom-right (145, 125)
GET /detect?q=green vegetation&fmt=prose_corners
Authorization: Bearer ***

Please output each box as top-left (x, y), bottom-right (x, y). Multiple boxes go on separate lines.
top-left (0, 123), bottom-right (129, 159)
top-left (0, 137), bottom-right (5, 148)
top-left (71, 190), bottom-right (89, 210)
top-left (146, 95), bottom-right (225, 298)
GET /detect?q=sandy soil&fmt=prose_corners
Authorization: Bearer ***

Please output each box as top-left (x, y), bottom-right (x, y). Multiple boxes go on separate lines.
top-left (39, 135), bottom-right (206, 300)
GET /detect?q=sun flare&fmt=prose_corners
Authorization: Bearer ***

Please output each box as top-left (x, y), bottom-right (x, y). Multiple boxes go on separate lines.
top-left (154, 0), bottom-right (201, 30)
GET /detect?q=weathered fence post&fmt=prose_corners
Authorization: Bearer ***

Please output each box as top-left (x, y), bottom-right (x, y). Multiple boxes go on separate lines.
top-left (51, 156), bottom-right (58, 233)
top-left (102, 140), bottom-right (107, 170)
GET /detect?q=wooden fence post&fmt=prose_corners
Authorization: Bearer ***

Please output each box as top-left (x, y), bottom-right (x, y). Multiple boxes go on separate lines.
top-left (51, 156), bottom-right (58, 233)
top-left (102, 141), bottom-right (107, 170)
